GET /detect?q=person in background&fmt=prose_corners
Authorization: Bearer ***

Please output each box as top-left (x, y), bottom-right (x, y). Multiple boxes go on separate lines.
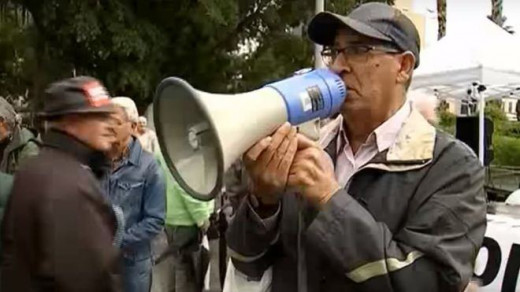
top-left (0, 171), bottom-right (13, 238)
top-left (155, 150), bottom-right (214, 292)
top-left (102, 97), bottom-right (165, 292)
top-left (137, 116), bottom-right (159, 153)
top-left (0, 97), bottom-right (39, 174)
top-left (1, 76), bottom-right (122, 291)
top-left (0, 171), bottom-right (12, 289)
top-left (408, 90), bottom-right (439, 125)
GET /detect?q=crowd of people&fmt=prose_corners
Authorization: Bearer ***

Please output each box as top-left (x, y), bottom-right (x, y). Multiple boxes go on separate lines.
top-left (0, 2), bottom-right (487, 292)
top-left (0, 76), bottom-right (214, 292)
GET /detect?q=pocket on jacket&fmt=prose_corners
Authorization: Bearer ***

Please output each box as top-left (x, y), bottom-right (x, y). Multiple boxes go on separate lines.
top-left (118, 181), bottom-right (144, 191)
top-left (116, 181), bottom-right (145, 208)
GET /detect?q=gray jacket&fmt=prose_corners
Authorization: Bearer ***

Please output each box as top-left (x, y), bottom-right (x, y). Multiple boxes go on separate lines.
top-left (0, 172), bottom-right (13, 237)
top-left (226, 109), bottom-right (487, 292)
top-left (0, 127), bottom-right (40, 174)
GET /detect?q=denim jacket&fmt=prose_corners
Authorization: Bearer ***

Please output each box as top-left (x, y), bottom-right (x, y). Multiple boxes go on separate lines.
top-left (101, 137), bottom-right (166, 261)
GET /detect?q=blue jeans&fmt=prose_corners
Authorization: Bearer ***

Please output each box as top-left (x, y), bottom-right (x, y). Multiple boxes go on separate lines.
top-left (123, 257), bottom-right (153, 292)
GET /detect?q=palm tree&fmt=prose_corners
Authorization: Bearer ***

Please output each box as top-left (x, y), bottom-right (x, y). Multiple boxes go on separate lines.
top-left (489, 0), bottom-right (504, 26)
top-left (436, 0), bottom-right (446, 40)
top-left (488, 0), bottom-right (514, 34)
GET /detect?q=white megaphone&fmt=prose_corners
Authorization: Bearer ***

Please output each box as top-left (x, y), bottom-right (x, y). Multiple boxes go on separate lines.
top-left (154, 68), bottom-right (346, 201)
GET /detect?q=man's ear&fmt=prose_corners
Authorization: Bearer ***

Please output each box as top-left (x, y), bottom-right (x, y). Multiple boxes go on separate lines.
top-left (396, 51), bottom-right (415, 85)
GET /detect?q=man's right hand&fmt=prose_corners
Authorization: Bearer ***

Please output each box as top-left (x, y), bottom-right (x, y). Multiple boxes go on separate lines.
top-left (243, 122), bottom-right (298, 205)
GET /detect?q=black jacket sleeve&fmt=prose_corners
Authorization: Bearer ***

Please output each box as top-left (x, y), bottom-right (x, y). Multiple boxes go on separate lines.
top-left (226, 195), bottom-right (281, 280)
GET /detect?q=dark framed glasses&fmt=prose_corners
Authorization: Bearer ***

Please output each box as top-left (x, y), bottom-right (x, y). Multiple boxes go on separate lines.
top-left (321, 44), bottom-right (402, 66)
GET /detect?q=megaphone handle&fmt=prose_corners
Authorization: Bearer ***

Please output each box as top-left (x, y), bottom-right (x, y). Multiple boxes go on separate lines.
top-left (296, 118), bottom-right (321, 141)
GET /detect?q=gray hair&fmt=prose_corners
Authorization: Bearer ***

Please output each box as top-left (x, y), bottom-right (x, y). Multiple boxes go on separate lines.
top-left (112, 97), bottom-right (139, 123)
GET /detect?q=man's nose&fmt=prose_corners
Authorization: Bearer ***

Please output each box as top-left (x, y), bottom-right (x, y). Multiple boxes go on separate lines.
top-left (106, 124), bottom-right (116, 136)
top-left (330, 57), bottom-right (351, 75)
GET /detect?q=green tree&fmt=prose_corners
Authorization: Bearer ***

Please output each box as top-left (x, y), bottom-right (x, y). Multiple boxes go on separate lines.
top-left (2, 0), bottom-right (393, 113)
top-left (492, 135), bottom-right (520, 166)
top-left (485, 100), bottom-right (508, 131)
top-left (0, 2), bottom-right (36, 106)
top-left (437, 107), bottom-right (456, 134)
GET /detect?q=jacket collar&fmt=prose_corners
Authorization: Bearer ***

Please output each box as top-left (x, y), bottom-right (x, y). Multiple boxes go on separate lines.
top-left (320, 106), bottom-right (436, 170)
top-left (127, 136), bottom-right (142, 166)
top-left (3, 126), bottom-right (35, 155)
top-left (43, 129), bottom-right (110, 177)
top-left (385, 109), bottom-right (436, 163)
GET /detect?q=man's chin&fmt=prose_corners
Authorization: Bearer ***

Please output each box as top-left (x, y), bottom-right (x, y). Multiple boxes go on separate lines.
top-left (106, 147), bottom-right (118, 156)
top-left (341, 101), bottom-right (370, 116)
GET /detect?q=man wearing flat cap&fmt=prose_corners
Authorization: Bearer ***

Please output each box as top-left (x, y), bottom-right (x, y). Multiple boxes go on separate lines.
top-left (1, 76), bottom-right (122, 292)
top-left (226, 3), bottom-right (486, 291)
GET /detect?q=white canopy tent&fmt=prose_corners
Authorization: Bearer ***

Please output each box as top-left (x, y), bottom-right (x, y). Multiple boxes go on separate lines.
top-left (411, 18), bottom-right (520, 95)
top-left (410, 18), bottom-right (520, 164)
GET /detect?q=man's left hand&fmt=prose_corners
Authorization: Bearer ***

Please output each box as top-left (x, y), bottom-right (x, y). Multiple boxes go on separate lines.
top-left (287, 134), bottom-right (340, 207)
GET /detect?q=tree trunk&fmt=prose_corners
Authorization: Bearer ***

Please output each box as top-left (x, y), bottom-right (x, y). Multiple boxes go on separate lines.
top-left (490, 0), bottom-right (503, 26)
top-left (437, 0), bottom-right (446, 40)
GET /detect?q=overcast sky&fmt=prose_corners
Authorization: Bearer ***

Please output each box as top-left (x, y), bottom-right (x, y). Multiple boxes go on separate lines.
top-left (411, 0), bottom-right (520, 47)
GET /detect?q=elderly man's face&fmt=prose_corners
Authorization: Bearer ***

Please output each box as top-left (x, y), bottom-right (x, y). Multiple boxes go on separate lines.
top-left (111, 106), bottom-right (136, 153)
top-left (62, 113), bottom-right (116, 152)
top-left (137, 121), bottom-right (146, 133)
top-left (329, 28), bottom-right (414, 119)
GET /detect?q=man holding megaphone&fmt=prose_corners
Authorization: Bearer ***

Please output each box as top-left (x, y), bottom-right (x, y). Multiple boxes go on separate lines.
top-left (224, 3), bottom-right (487, 292)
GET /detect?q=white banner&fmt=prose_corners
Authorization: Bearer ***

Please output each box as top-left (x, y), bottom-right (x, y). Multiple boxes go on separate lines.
top-left (474, 214), bottom-right (520, 291)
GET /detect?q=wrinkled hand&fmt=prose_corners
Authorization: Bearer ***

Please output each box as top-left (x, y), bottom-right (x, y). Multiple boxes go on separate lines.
top-left (287, 134), bottom-right (340, 207)
top-left (243, 122), bottom-right (298, 205)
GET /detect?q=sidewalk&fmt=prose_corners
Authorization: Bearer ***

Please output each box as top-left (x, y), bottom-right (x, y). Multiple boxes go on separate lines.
top-left (151, 231), bottom-right (174, 292)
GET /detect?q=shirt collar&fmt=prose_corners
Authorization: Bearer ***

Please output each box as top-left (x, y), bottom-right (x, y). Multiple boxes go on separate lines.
top-left (127, 136), bottom-right (142, 166)
top-left (373, 101), bottom-right (411, 152)
top-left (337, 101), bottom-right (411, 154)
top-left (114, 136), bottom-right (142, 167)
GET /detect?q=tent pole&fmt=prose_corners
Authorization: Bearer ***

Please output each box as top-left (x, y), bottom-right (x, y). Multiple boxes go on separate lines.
top-left (478, 89), bottom-right (485, 165)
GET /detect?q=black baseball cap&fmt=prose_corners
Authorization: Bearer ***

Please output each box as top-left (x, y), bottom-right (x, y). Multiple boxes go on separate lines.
top-left (40, 76), bottom-right (114, 118)
top-left (308, 2), bottom-right (421, 68)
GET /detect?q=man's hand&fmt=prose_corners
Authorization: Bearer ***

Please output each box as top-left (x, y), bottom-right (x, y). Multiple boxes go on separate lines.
top-left (287, 134), bottom-right (340, 207)
top-left (243, 122), bottom-right (298, 205)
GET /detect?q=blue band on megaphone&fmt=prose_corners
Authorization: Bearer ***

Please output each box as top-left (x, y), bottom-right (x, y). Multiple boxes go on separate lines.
top-left (264, 68), bottom-right (347, 125)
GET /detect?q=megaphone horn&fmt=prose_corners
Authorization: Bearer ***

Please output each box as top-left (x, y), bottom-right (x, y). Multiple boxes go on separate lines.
top-left (154, 68), bottom-right (346, 201)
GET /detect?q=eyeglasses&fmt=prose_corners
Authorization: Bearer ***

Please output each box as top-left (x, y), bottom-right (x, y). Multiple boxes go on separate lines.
top-left (320, 44), bottom-right (402, 66)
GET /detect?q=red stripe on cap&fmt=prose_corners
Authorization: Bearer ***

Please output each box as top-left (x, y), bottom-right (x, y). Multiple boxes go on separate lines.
top-left (82, 81), bottom-right (110, 107)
